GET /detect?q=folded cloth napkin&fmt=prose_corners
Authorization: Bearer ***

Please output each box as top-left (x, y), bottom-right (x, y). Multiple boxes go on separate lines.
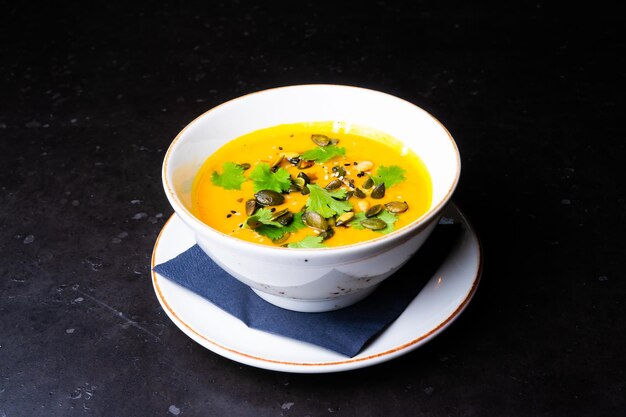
top-left (153, 223), bottom-right (461, 357)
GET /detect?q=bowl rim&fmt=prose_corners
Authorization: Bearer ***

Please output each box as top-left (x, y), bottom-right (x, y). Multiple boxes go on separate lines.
top-left (162, 84), bottom-right (461, 257)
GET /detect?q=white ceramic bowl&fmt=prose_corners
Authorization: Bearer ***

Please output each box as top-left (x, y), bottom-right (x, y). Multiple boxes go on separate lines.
top-left (162, 85), bottom-right (460, 312)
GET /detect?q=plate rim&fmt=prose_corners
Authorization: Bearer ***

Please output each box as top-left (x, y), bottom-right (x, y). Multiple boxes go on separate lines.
top-left (151, 204), bottom-right (482, 373)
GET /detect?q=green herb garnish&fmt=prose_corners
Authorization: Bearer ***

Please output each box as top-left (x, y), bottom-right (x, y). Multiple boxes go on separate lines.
top-left (211, 162), bottom-right (247, 190)
top-left (287, 235), bottom-right (327, 249)
top-left (350, 210), bottom-right (398, 234)
top-left (301, 145), bottom-right (346, 163)
top-left (249, 163), bottom-right (292, 193)
top-left (371, 165), bottom-right (406, 188)
top-left (245, 207), bottom-right (282, 229)
top-left (255, 212), bottom-right (306, 240)
top-left (305, 184), bottom-right (352, 218)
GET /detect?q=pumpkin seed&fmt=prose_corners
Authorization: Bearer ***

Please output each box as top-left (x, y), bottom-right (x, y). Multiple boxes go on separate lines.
top-left (336, 212), bottom-right (355, 226)
top-left (354, 188), bottom-right (366, 198)
top-left (270, 154), bottom-right (284, 170)
top-left (292, 177), bottom-right (306, 189)
top-left (270, 208), bottom-right (289, 221)
top-left (370, 183), bottom-right (386, 199)
top-left (303, 211), bottom-right (328, 231)
top-left (332, 166), bottom-right (346, 177)
top-left (325, 179), bottom-right (343, 190)
top-left (365, 204), bottom-right (383, 218)
top-left (274, 211), bottom-right (294, 226)
top-left (245, 199), bottom-right (258, 216)
top-left (301, 185), bottom-right (310, 195)
top-left (297, 159), bottom-right (315, 169)
top-left (254, 189), bottom-right (285, 206)
top-left (311, 134), bottom-right (330, 146)
top-left (385, 201), bottom-right (409, 213)
top-left (272, 232), bottom-right (291, 244)
top-left (362, 177), bottom-right (374, 189)
top-left (319, 228), bottom-right (335, 241)
top-left (297, 171), bottom-right (311, 184)
top-left (246, 217), bottom-right (263, 229)
top-left (361, 218), bottom-right (387, 230)
top-left (283, 152), bottom-right (300, 165)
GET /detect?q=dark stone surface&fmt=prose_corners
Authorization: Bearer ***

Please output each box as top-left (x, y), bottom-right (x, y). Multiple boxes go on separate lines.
top-left (1, 2), bottom-right (624, 416)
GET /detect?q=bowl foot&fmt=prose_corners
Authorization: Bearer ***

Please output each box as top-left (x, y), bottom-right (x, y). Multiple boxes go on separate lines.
top-left (252, 286), bottom-right (379, 313)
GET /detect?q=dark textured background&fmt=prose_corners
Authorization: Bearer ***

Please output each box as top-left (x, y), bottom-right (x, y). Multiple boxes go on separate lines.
top-left (1, 1), bottom-right (624, 416)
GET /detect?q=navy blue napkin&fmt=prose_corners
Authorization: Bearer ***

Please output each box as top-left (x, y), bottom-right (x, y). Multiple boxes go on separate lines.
top-left (153, 223), bottom-right (461, 357)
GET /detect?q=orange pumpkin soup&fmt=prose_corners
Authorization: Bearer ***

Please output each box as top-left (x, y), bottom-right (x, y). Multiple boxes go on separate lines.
top-left (191, 122), bottom-right (432, 248)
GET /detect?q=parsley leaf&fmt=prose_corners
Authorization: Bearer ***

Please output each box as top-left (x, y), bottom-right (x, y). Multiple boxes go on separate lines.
top-left (254, 224), bottom-right (285, 240)
top-left (305, 184), bottom-right (352, 218)
top-left (349, 210), bottom-right (398, 234)
top-left (301, 145), bottom-right (346, 163)
top-left (245, 208), bottom-right (282, 229)
top-left (211, 162), bottom-right (247, 190)
top-left (372, 165), bottom-right (406, 188)
top-left (255, 212), bottom-right (306, 240)
top-left (249, 163), bottom-right (292, 193)
top-left (287, 235), bottom-right (327, 249)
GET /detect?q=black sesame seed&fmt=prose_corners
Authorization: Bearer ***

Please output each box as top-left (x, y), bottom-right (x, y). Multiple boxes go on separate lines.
top-left (226, 214), bottom-right (232, 218)
top-left (353, 162), bottom-right (358, 165)
top-left (344, 163), bottom-right (351, 166)
top-left (270, 208), bottom-right (276, 212)
top-left (230, 210), bottom-right (237, 214)
top-left (239, 224), bottom-right (243, 228)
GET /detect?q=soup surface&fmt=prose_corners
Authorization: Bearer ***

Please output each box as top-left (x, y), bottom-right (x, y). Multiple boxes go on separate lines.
top-left (192, 122), bottom-right (432, 248)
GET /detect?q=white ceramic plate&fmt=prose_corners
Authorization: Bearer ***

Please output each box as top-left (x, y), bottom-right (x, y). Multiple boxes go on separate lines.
top-left (151, 203), bottom-right (481, 373)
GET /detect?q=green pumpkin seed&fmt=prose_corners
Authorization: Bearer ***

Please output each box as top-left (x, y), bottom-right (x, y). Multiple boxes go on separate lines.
top-left (361, 218), bottom-right (387, 230)
top-left (274, 211), bottom-right (294, 226)
top-left (300, 185), bottom-right (310, 195)
top-left (270, 154), bottom-right (284, 171)
top-left (245, 199), bottom-right (258, 216)
top-left (319, 228), bottom-right (335, 241)
top-left (365, 204), bottom-right (383, 218)
top-left (292, 177), bottom-right (306, 190)
top-left (362, 177), bottom-right (374, 189)
top-left (332, 166), bottom-right (347, 177)
top-left (311, 134), bottom-right (330, 146)
top-left (385, 201), bottom-right (409, 213)
top-left (272, 232), bottom-right (291, 244)
top-left (270, 208), bottom-right (289, 220)
top-left (254, 189), bottom-right (285, 206)
top-left (246, 217), bottom-right (263, 229)
top-left (297, 159), bottom-right (315, 169)
top-left (370, 183), bottom-right (386, 199)
top-left (283, 152), bottom-right (300, 165)
top-left (325, 179), bottom-right (343, 190)
top-left (297, 171), bottom-right (311, 184)
top-left (303, 211), bottom-right (328, 231)
top-left (336, 212), bottom-right (355, 226)
top-left (354, 188), bottom-right (366, 198)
